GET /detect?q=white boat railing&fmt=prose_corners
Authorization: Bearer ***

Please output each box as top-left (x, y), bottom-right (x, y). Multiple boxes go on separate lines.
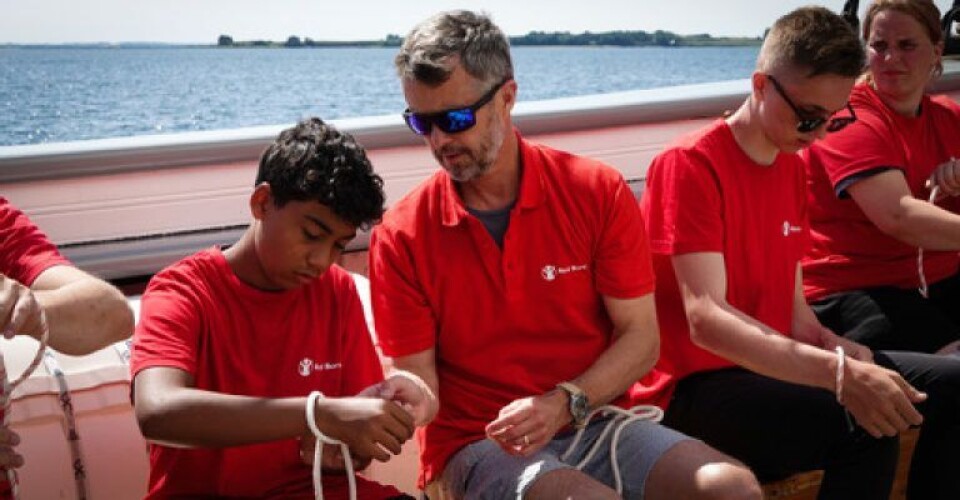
top-left (0, 79), bottom-right (756, 184)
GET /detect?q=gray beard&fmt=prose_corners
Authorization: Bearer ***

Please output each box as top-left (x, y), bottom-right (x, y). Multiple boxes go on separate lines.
top-left (445, 160), bottom-right (490, 182)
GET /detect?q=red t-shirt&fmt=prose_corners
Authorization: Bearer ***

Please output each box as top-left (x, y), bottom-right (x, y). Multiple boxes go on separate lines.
top-left (803, 84), bottom-right (960, 301)
top-left (370, 133), bottom-right (656, 487)
top-left (131, 248), bottom-right (393, 499)
top-left (632, 120), bottom-right (809, 407)
top-left (0, 197), bottom-right (69, 285)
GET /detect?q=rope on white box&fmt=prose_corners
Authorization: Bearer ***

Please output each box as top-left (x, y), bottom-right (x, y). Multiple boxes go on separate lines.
top-left (41, 351), bottom-right (89, 500)
top-left (0, 311), bottom-right (49, 500)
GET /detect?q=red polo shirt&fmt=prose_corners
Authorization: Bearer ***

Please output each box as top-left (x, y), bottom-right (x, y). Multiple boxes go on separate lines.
top-left (370, 133), bottom-right (655, 487)
top-left (632, 120), bottom-right (809, 408)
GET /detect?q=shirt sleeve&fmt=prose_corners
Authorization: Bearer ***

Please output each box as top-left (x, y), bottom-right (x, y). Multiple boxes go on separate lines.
top-left (641, 147), bottom-right (724, 256)
top-left (594, 176), bottom-right (655, 298)
top-left (130, 266), bottom-right (203, 378)
top-left (812, 103), bottom-right (904, 191)
top-left (368, 225), bottom-right (437, 358)
top-left (336, 272), bottom-right (385, 396)
top-left (0, 198), bottom-right (70, 285)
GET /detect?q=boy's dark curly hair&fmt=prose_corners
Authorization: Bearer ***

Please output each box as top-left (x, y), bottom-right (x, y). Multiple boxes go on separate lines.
top-left (256, 117), bottom-right (385, 230)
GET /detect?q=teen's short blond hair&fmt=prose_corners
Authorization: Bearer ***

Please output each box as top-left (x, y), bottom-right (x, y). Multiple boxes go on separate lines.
top-left (758, 6), bottom-right (865, 78)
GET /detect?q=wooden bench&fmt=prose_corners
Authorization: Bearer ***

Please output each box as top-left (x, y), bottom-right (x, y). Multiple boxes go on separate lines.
top-left (762, 427), bottom-right (919, 500)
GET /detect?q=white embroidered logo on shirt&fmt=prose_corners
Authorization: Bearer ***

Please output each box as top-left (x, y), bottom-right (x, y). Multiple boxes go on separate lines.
top-left (782, 221), bottom-right (802, 237)
top-left (298, 358), bottom-right (343, 377)
top-left (298, 358), bottom-right (313, 377)
top-left (541, 266), bottom-right (558, 281)
top-left (541, 264), bottom-right (589, 282)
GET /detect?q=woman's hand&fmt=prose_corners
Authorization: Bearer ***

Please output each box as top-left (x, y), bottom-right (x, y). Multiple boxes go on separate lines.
top-left (926, 157), bottom-right (960, 198)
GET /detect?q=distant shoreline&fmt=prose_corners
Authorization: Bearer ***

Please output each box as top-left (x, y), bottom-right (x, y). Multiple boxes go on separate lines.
top-left (2, 30), bottom-right (762, 49)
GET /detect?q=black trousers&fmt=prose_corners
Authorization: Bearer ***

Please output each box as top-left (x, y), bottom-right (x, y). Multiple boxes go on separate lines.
top-left (662, 351), bottom-right (960, 500)
top-left (812, 271), bottom-right (960, 353)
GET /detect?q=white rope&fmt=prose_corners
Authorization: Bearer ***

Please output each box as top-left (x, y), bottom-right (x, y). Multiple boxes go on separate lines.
top-left (834, 346), bottom-right (846, 403)
top-left (918, 185), bottom-right (940, 298)
top-left (0, 311), bottom-right (49, 500)
top-left (42, 351), bottom-right (89, 500)
top-left (112, 338), bottom-right (133, 365)
top-left (305, 391), bottom-right (356, 500)
top-left (559, 404), bottom-right (664, 494)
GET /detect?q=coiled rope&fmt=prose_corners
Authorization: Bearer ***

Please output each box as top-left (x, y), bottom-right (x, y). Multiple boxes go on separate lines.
top-left (305, 391), bottom-right (356, 500)
top-left (559, 404), bottom-right (665, 495)
top-left (0, 311), bottom-right (49, 500)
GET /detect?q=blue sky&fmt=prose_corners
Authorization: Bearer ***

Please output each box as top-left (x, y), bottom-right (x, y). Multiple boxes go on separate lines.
top-left (2, 1), bottom-right (955, 44)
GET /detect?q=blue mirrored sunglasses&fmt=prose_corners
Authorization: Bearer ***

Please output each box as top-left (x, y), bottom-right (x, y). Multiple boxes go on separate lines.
top-left (403, 78), bottom-right (510, 136)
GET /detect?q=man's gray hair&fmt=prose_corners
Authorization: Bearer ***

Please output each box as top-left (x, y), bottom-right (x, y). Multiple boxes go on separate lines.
top-left (395, 10), bottom-right (514, 88)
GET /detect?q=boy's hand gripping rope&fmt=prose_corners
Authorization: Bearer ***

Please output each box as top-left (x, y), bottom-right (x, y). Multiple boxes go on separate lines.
top-left (305, 391), bottom-right (356, 500)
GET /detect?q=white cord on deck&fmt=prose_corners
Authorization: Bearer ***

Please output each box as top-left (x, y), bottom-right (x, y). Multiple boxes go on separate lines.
top-left (918, 185), bottom-right (940, 298)
top-left (42, 350), bottom-right (89, 500)
top-left (0, 311), bottom-right (49, 500)
top-left (305, 391), bottom-right (356, 500)
top-left (559, 404), bottom-right (664, 495)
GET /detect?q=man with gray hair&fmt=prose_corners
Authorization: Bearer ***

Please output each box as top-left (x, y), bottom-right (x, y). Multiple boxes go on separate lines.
top-left (369, 10), bottom-right (760, 499)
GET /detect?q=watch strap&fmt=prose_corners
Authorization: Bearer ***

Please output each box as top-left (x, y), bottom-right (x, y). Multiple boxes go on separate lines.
top-left (556, 381), bottom-right (589, 427)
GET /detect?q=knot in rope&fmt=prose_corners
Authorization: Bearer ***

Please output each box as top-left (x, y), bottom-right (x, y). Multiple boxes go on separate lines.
top-left (305, 391), bottom-right (356, 500)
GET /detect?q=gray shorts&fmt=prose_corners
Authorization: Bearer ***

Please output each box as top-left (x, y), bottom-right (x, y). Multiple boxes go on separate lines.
top-left (438, 415), bottom-right (691, 499)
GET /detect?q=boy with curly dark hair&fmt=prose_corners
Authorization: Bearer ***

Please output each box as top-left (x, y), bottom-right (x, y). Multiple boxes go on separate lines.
top-left (131, 118), bottom-right (429, 499)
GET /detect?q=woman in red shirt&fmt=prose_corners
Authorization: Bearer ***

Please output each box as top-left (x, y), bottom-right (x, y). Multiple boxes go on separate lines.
top-left (803, 0), bottom-right (960, 353)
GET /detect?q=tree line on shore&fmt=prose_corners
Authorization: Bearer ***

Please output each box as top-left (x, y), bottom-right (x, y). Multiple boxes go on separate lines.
top-left (216, 30), bottom-right (760, 48)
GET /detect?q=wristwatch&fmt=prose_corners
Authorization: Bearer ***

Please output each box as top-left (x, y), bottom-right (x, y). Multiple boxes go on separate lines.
top-left (556, 381), bottom-right (590, 428)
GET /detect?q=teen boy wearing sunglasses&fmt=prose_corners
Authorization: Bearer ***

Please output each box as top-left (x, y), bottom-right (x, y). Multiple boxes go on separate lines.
top-left (634, 6), bottom-right (960, 498)
top-left (369, 9), bottom-right (761, 500)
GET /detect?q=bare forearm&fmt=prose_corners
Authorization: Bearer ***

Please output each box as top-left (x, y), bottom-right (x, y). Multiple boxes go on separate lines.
top-left (791, 266), bottom-right (826, 346)
top-left (389, 349), bottom-right (440, 423)
top-left (34, 278), bottom-right (133, 354)
top-left (571, 294), bottom-right (660, 408)
top-left (574, 329), bottom-right (657, 408)
top-left (878, 196), bottom-right (960, 250)
top-left (792, 308), bottom-right (828, 348)
top-left (136, 387), bottom-right (308, 448)
top-left (691, 298), bottom-right (836, 392)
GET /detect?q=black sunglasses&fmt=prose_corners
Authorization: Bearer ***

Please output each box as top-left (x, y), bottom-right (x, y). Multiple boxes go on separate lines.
top-left (402, 78), bottom-right (509, 136)
top-left (766, 75), bottom-right (857, 133)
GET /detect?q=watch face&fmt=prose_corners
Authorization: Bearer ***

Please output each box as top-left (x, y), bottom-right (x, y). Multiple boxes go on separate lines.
top-left (571, 393), bottom-right (589, 421)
